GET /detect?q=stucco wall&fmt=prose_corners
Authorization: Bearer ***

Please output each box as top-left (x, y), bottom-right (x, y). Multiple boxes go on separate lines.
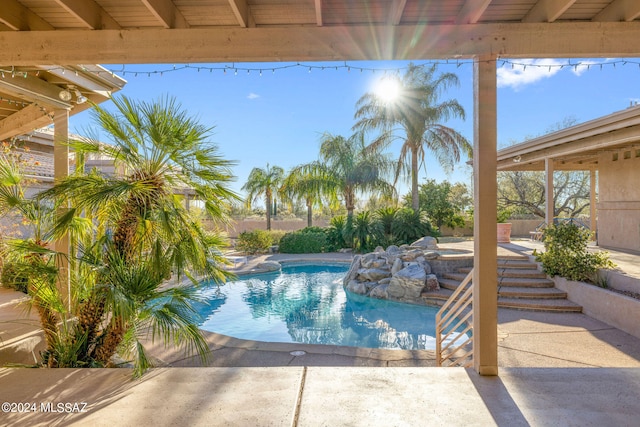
top-left (598, 150), bottom-right (640, 252)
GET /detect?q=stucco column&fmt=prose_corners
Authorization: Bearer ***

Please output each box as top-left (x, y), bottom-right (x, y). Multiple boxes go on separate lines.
top-left (53, 108), bottom-right (70, 310)
top-left (472, 54), bottom-right (498, 376)
top-left (545, 158), bottom-right (555, 225)
top-left (590, 168), bottom-right (597, 240)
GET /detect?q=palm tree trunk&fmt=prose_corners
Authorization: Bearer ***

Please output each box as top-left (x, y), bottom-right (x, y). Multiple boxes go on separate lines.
top-left (306, 198), bottom-right (313, 227)
top-left (265, 191), bottom-right (272, 231)
top-left (411, 146), bottom-right (420, 212)
top-left (93, 319), bottom-right (126, 365)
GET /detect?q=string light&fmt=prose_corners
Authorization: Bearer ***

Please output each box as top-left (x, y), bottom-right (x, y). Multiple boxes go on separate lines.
top-left (1, 59), bottom-right (640, 85)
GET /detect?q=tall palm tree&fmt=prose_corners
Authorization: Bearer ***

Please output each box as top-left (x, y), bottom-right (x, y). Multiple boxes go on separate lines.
top-left (354, 63), bottom-right (472, 211)
top-left (242, 164), bottom-right (285, 231)
top-left (296, 132), bottom-right (396, 220)
top-left (281, 167), bottom-right (331, 227)
top-left (37, 95), bottom-right (239, 374)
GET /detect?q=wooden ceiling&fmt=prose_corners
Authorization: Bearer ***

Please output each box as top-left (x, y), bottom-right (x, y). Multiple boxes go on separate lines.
top-left (0, 1), bottom-right (639, 141)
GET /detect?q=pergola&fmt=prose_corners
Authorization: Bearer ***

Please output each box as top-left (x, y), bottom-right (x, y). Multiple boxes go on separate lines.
top-left (1, 0), bottom-right (639, 376)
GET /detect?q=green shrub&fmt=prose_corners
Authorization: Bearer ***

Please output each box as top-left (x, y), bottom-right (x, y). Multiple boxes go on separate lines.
top-left (353, 211), bottom-right (382, 253)
top-left (326, 215), bottom-right (351, 250)
top-left (535, 222), bottom-right (615, 282)
top-left (1, 262), bottom-right (29, 293)
top-left (279, 228), bottom-right (328, 253)
top-left (391, 208), bottom-right (438, 245)
top-left (236, 230), bottom-right (274, 254)
top-left (268, 230), bottom-right (287, 246)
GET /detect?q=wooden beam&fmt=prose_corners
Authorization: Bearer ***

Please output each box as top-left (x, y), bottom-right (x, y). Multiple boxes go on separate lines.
top-left (141, 0), bottom-right (189, 29)
top-left (593, 0), bottom-right (640, 22)
top-left (523, 0), bottom-right (576, 23)
top-left (0, 0), bottom-right (54, 31)
top-left (53, 0), bottom-right (120, 30)
top-left (456, 0), bottom-right (492, 24)
top-left (0, 104), bottom-right (52, 141)
top-left (0, 73), bottom-right (73, 109)
top-left (1, 22), bottom-right (640, 65)
top-left (388, 0), bottom-right (407, 25)
top-left (314, 0), bottom-right (323, 26)
top-left (227, 0), bottom-right (249, 28)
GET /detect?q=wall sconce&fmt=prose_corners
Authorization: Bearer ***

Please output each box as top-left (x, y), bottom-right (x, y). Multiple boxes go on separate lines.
top-left (513, 155), bottom-right (522, 163)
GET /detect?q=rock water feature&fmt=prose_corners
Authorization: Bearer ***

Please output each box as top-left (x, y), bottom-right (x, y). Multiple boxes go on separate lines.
top-left (343, 237), bottom-right (442, 303)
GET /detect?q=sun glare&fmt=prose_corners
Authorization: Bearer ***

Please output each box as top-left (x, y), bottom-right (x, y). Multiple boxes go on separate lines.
top-left (374, 77), bottom-right (401, 103)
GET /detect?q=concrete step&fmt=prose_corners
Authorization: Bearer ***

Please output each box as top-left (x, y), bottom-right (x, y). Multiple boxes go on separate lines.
top-left (497, 260), bottom-right (538, 269)
top-left (442, 273), bottom-right (555, 288)
top-left (422, 289), bottom-right (582, 312)
top-left (457, 267), bottom-right (546, 278)
top-left (435, 281), bottom-right (567, 299)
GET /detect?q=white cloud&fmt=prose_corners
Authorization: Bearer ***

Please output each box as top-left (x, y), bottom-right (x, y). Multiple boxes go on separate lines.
top-left (497, 59), bottom-right (563, 90)
top-left (247, 93), bottom-right (260, 99)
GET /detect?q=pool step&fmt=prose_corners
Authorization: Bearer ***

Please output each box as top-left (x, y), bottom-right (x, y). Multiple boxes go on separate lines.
top-left (423, 289), bottom-right (582, 312)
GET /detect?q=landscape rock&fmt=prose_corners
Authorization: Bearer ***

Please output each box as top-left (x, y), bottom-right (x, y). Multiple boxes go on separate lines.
top-left (357, 268), bottom-right (390, 282)
top-left (346, 280), bottom-right (367, 295)
top-left (411, 236), bottom-right (439, 250)
top-left (369, 284), bottom-right (389, 299)
top-left (391, 258), bottom-right (404, 275)
top-left (425, 274), bottom-right (440, 291)
top-left (256, 261), bottom-right (281, 272)
top-left (343, 255), bottom-right (362, 286)
top-left (387, 264), bottom-right (427, 299)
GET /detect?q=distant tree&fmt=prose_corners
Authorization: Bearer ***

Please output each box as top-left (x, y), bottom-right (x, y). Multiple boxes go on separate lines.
top-left (354, 63), bottom-right (471, 211)
top-left (294, 132), bottom-right (396, 220)
top-left (281, 167), bottom-right (330, 228)
top-left (404, 179), bottom-right (466, 229)
top-left (242, 164), bottom-right (285, 230)
top-left (498, 171), bottom-right (590, 218)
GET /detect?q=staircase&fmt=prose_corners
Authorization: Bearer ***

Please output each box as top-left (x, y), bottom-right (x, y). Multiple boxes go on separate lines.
top-left (424, 256), bottom-right (583, 312)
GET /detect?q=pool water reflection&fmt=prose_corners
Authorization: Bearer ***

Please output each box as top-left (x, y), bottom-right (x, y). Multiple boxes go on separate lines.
top-left (196, 264), bottom-right (465, 350)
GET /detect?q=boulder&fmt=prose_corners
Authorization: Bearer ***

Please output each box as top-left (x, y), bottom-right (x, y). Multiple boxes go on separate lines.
top-left (360, 252), bottom-right (379, 268)
top-left (343, 255), bottom-right (362, 286)
top-left (370, 259), bottom-right (388, 269)
top-left (369, 283), bottom-right (389, 299)
top-left (357, 268), bottom-right (390, 282)
top-left (374, 246), bottom-right (385, 253)
top-left (411, 236), bottom-right (439, 250)
top-left (425, 274), bottom-right (440, 291)
top-left (346, 280), bottom-right (367, 295)
top-left (378, 277), bottom-right (391, 285)
top-left (386, 245), bottom-right (401, 254)
top-left (390, 258), bottom-right (404, 275)
top-left (424, 251), bottom-right (439, 260)
top-left (401, 249), bottom-right (425, 262)
top-left (387, 264), bottom-right (427, 299)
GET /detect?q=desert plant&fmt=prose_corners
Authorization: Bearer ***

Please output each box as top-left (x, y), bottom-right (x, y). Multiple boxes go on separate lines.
top-left (391, 208), bottom-right (438, 244)
top-left (536, 222), bottom-right (615, 282)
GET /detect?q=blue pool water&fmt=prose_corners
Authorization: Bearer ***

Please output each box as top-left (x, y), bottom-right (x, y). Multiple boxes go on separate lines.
top-left (196, 264), bottom-right (461, 350)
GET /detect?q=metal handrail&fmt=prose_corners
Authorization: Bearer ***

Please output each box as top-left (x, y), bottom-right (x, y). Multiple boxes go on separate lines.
top-left (435, 269), bottom-right (473, 367)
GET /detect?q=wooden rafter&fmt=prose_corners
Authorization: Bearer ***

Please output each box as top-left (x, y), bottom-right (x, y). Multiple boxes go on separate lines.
top-left (0, 104), bottom-right (53, 141)
top-left (227, 0), bottom-right (249, 28)
top-left (0, 0), bottom-right (54, 31)
top-left (388, 0), bottom-right (407, 26)
top-left (141, 0), bottom-right (189, 29)
top-left (456, 0), bottom-right (491, 24)
top-left (52, 0), bottom-right (120, 30)
top-left (593, 0), bottom-right (640, 22)
top-left (523, 0), bottom-right (576, 23)
top-left (0, 73), bottom-right (72, 110)
top-left (314, 0), bottom-right (323, 26)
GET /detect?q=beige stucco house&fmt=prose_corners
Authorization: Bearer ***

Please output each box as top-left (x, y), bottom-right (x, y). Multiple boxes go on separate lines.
top-left (498, 103), bottom-right (640, 253)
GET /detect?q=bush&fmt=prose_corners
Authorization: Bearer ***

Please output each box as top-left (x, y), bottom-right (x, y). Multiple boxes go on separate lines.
top-left (535, 222), bottom-right (615, 282)
top-left (391, 208), bottom-right (438, 245)
top-left (236, 230), bottom-right (274, 254)
top-left (279, 227), bottom-right (328, 254)
top-left (326, 216), bottom-right (350, 250)
top-left (1, 262), bottom-right (29, 293)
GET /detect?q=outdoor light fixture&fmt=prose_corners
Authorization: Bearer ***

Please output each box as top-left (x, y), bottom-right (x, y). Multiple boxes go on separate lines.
top-left (58, 89), bottom-right (72, 102)
top-left (73, 88), bottom-right (87, 104)
top-left (513, 155), bottom-right (522, 163)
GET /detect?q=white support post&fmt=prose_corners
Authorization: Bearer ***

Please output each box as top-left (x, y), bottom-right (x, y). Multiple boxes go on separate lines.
top-left (472, 54), bottom-right (498, 376)
top-left (53, 108), bottom-right (70, 310)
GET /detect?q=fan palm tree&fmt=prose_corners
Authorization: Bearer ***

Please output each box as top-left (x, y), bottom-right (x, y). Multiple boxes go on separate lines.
top-left (354, 63), bottom-right (471, 211)
top-left (242, 164), bottom-right (285, 231)
top-left (296, 132), bottom-right (396, 220)
top-left (36, 95), bottom-right (239, 374)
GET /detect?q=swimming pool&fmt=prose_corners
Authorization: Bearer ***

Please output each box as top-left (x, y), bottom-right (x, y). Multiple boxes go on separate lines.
top-left (196, 264), bottom-right (466, 350)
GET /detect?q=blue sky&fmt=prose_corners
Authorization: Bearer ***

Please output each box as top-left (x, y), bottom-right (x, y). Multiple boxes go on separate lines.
top-left (68, 58), bottom-right (640, 202)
